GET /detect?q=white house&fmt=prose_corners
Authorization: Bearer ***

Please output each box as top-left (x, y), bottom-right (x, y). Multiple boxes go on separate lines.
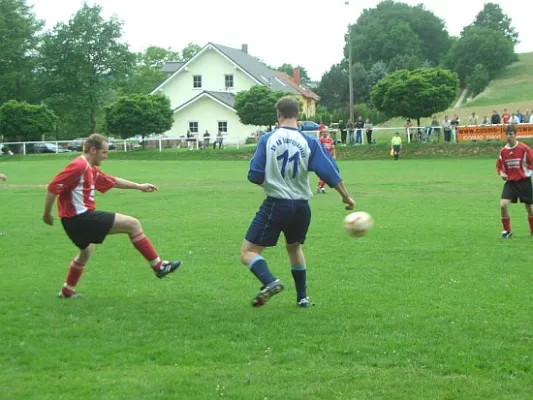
top-left (151, 43), bottom-right (318, 142)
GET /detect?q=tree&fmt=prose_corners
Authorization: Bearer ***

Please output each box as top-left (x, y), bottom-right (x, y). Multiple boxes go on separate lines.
top-left (234, 86), bottom-right (286, 127)
top-left (119, 46), bottom-right (180, 95)
top-left (276, 63), bottom-right (311, 85)
top-left (444, 27), bottom-right (514, 86)
top-left (368, 61), bottom-right (388, 88)
top-left (316, 63), bottom-right (348, 110)
top-left (39, 4), bottom-right (135, 136)
top-left (0, 100), bottom-right (57, 141)
top-left (464, 2), bottom-right (518, 44)
top-left (351, 63), bottom-right (370, 104)
top-left (387, 54), bottom-right (421, 73)
top-left (371, 68), bottom-right (458, 126)
top-left (139, 46), bottom-right (180, 70)
top-left (181, 42), bottom-right (201, 62)
top-left (0, 0), bottom-right (43, 103)
top-left (105, 94), bottom-right (173, 139)
top-left (346, 0), bottom-right (450, 69)
top-left (467, 64), bottom-right (490, 97)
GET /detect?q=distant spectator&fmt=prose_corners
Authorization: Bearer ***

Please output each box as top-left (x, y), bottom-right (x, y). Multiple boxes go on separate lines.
top-left (404, 118), bottom-right (414, 142)
top-left (442, 116), bottom-right (452, 143)
top-left (516, 110), bottom-right (524, 123)
top-left (203, 130), bottom-right (211, 149)
top-left (364, 119), bottom-right (373, 145)
top-left (451, 115), bottom-right (460, 142)
top-left (491, 110), bottom-right (501, 125)
top-left (512, 113), bottom-right (520, 124)
top-left (524, 109), bottom-right (531, 124)
top-left (355, 116), bottom-right (364, 145)
top-left (340, 120), bottom-right (347, 147)
top-left (480, 116), bottom-right (490, 125)
top-left (431, 116), bottom-right (442, 143)
top-left (468, 112), bottom-right (479, 126)
top-left (502, 108), bottom-right (511, 124)
top-left (186, 129), bottom-right (194, 151)
top-left (318, 121), bottom-right (326, 131)
top-left (530, 112), bottom-right (533, 124)
top-left (213, 131), bottom-right (224, 149)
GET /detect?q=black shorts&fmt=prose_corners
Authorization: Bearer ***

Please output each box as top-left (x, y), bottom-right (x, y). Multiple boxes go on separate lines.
top-left (245, 197), bottom-right (311, 247)
top-left (61, 210), bottom-right (116, 249)
top-left (501, 177), bottom-right (533, 204)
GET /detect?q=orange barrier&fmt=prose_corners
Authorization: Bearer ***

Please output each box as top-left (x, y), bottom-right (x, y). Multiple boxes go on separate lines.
top-left (457, 124), bottom-right (533, 141)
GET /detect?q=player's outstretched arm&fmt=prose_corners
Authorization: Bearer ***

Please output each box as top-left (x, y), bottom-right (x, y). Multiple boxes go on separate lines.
top-left (114, 178), bottom-right (158, 192)
top-left (334, 181), bottom-right (355, 210)
top-left (43, 191), bottom-right (58, 226)
top-left (0, 173), bottom-right (6, 181)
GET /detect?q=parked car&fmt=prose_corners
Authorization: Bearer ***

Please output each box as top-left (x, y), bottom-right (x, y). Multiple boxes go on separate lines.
top-left (299, 121), bottom-right (320, 131)
top-left (69, 138), bottom-right (85, 151)
top-left (69, 138), bottom-right (116, 151)
top-left (28, 142), bottom-right (71, 154)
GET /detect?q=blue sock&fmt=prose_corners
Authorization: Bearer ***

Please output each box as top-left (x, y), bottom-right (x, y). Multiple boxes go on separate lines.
top-left (248, 256), bottom-right (276, 286)
top-left (291, 265), bottom-right (307, 301)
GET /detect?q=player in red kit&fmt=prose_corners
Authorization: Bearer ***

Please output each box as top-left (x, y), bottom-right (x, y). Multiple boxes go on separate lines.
top-left (43, 134), bottom-right (181, 298)
top-left (317, 129), bottom-right (336, 193)
top-left (496, 124), bottom-right (533, 238)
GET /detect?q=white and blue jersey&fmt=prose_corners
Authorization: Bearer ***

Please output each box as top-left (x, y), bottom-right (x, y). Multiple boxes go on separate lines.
top-left (248, 127), bottom-right (342, 200)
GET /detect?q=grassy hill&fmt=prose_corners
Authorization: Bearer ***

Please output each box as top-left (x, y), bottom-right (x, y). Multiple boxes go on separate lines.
top-left (377, 52), bottom-right (533, 133)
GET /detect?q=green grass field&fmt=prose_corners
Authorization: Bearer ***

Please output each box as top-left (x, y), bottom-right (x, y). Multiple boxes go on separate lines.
top-left (1, 153), bottom-right (533, 399)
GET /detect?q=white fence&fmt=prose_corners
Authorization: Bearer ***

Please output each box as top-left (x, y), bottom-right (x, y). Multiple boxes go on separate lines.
top-left (2, 124), bottom-right (532, 155)
top-left (0, 135), bottom-right (245, 155)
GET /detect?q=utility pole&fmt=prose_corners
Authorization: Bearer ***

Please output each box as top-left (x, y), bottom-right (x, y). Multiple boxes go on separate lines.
top-left (345, 1), bottom-right (354, 123)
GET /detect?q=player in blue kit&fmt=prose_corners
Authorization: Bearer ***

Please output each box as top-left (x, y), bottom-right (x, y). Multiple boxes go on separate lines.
top-left (240, 96), bottom-right (356, 308)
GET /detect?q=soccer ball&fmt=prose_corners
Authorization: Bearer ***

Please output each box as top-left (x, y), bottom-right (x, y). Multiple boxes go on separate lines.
top-left (343, 211), bottom-right (373, 237)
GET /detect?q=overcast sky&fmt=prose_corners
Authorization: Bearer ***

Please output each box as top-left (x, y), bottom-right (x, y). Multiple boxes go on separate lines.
top-left (27, 0), bottom-right (532, 81)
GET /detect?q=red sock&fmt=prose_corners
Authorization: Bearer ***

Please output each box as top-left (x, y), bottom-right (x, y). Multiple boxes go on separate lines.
top-left (528, 216), bottom-right (533, 234)
top-left (501, 217), bottom-right (511, 232)
top-left (61, 260), bottom-right (85, 296)
top-left (130, 232), bottom-right (162, 269)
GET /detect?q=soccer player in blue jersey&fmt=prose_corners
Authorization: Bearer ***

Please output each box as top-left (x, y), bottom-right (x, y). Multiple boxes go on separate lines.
top-left (240, 96), bottom-right (356, 308)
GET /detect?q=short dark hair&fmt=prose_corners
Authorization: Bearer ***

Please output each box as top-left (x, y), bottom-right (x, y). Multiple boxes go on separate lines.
top-left (505, 124), bottom-right (517, 135)
top-left (84, 133), bottom-right (108, 153)
top-left (276, 96), bottom-right (299, 119)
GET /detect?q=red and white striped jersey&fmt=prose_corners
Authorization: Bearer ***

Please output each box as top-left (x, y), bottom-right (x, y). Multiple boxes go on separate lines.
top-left (47, 156), bottom-right (117, 218)
top-left (496, 142), bottom-right (533, 181)
top-left (319, 136), bottom-right (335, 154)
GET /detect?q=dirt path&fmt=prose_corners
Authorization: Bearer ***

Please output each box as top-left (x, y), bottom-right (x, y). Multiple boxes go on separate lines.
top-left (453, 88), bottom-right (468, 109)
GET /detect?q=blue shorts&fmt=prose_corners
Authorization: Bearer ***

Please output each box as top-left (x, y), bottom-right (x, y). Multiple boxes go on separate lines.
top-left (245, 197), bottom-right (311, 247)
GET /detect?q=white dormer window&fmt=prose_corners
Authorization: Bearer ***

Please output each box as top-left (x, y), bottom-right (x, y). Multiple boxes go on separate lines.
top-left (225, 74), bottom-right (234, 88)
top-left (193, 75), bottom-right (202, 88)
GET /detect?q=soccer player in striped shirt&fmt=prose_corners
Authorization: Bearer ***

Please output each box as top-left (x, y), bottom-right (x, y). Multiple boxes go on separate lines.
top-left (317, 129), bottom-right (336, 194)
top-left (241, 96), bottom-right (355, 308)
top-left (43, 134), bottom-right (181, 298)
top-left (496, 124), bottom-right (533, 238)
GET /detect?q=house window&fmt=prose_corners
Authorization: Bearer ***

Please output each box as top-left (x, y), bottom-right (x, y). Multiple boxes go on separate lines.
top-left (224, 74), bottom-right (234, 88)
top-left (193, 75), bottom-right (202, 88)
top-left (218, 121), bottom-right (228, 133)
top-left (189, 121), bottom-right (199, 133)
